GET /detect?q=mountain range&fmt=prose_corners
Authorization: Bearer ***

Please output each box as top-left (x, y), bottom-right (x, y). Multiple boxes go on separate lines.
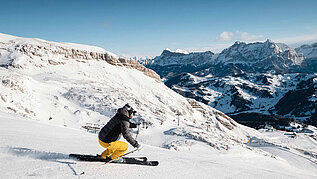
top-left (134, 40), bottom-right (317, 128)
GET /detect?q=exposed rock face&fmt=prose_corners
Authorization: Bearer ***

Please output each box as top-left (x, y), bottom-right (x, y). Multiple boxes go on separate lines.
top-left (141, 50), bottom-right (215, 80)
top-left (152, 49), bottom-right (215, 66)
top-left (0, 39), bottom-right (161, 82)
top-left (201, 40), bottom-right (306, 77)
top-left (114, 58), bottom-right (161, 82)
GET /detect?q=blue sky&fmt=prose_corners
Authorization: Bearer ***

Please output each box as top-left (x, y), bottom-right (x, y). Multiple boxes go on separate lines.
top-left (1, 0), bottom-right (317, 56)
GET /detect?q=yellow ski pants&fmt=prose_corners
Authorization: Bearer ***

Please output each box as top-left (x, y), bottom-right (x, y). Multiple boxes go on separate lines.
top-left (99, 140), bottom-right (128, 160)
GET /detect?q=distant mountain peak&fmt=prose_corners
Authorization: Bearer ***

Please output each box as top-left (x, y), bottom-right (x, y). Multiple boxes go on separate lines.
top-left (296, 41), bottom-right (317, 59)
top-left (163, 48), bottom-right (189, 55)
top-left (265, 39), bottom-right (274, 43)
top-left (233, 41), bottom-right (245, 45)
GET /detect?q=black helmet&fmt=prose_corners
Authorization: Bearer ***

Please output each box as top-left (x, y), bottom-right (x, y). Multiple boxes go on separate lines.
top-left (123, 103), bottom-right (136, 116)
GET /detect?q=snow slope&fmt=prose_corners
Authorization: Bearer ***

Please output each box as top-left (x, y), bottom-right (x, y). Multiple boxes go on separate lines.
top-left (0, 33), bottom-right (117, 57)
top-left (1, 112), bottom-right (317, 178)
top-left (0, 32), bottom-right (258, 151)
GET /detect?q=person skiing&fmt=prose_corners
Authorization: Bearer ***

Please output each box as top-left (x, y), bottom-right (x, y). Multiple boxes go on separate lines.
top-left (98, 104), bottom-right (142, 163)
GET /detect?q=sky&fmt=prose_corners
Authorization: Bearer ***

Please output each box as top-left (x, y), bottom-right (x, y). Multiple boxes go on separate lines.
top-left (1, 0), bottom-right (317, 57)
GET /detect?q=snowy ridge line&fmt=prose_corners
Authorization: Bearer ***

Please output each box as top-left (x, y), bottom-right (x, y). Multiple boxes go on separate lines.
top-left (0, 33), bottom-right (161, 82)
top-left (0, 32), bottom-right (116, 56)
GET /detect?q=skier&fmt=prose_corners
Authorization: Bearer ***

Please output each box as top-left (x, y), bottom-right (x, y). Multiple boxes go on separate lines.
top-left (98, 104), bottom-right (142, 163)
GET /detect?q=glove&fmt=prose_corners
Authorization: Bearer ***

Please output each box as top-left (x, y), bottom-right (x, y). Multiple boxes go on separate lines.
top-left (135, 143), bottom-right (144, 151)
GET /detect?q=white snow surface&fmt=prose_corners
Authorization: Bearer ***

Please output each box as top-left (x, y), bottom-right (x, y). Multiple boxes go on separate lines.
top-left (164, 48), bottom-right (190, 54)
top-left (0, 33), bottom-right (117, 58)
top-left (1, 33), bottom-right (317, 178)
top-left (1, 112), bottom-right (317, 178)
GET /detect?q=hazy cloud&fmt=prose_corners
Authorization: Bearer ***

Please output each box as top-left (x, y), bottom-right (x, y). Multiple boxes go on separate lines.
top-left (236, 31), bottom-right (264, 41)
top-left (273, 33), bottom-right (317, 46)
top-left (215, 31), bottom-right (264, 42)
top-left (186, 43), bottom-right (232, 53)
top-left (215, 32), bottom-right (234, 42)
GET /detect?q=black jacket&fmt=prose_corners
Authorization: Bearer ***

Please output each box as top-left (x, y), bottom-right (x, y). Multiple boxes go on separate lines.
top-left (98, 108), bottom-right (138, 147)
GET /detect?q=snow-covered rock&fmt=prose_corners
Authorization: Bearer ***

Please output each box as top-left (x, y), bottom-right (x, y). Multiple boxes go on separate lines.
top-left (211, 40), bottom-right (305, 76)
top-left (128, 56), bottom-right (154, 66)
top-left (151, 49), bottom-right (215, 66)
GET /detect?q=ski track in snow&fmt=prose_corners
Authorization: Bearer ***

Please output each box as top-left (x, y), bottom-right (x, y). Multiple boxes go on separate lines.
top-left (256, 145), bottom-right (317, 171)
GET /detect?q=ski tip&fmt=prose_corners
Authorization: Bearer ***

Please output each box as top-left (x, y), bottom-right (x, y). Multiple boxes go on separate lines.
top-left (150, 161), bottom-right (159, 166)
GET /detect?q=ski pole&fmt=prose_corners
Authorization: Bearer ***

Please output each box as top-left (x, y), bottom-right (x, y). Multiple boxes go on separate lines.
top-left (136, 124), bottom-right (140, 140)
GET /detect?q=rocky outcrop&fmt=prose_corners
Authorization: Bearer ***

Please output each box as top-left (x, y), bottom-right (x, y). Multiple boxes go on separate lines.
top-left (1, 42), bottom-right (161, 82)
top-left (143, 50), bottom-right (215, 79)
top-left (111, 58), bottom-right (161, 82)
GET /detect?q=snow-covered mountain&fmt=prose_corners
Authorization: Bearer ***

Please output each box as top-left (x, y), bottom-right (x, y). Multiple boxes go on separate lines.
top-left (0, 33), bottom-right (259, 151)
top-left (296, 42), bottom-right (317, 72)
top-left (2, 33), bottom-right (317, 178)
top-left (147, 40), bottom-right (312, 78)
top-left (127, 56), bottom-right (154, 66)
top-left (211, 40), bottom-right (305, 76)
top-left (137, 49), bottom-right (215, 80)
top-left (152, 48), bottom-right (215, 66)
top-left (142, 40), bottom-right (317, 127)
top-left (166, 73), bottom-right (317, 126)
top-left (296, 42), bottom-right (317, 59)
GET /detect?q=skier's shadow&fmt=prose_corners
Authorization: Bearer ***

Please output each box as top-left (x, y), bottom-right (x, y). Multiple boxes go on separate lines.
top-left (5, 147), bottom-right (79, 175)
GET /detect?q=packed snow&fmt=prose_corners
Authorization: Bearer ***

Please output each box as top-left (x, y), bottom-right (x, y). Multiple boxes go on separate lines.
top-left (1, 112), bottom-right (317, 178)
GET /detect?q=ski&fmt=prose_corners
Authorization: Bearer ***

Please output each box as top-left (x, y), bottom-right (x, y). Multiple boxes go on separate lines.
top-left (119, 158), bottom-right (159, 166)
top-left (69, 153), bottom-right (158, 166)
top-left (69, 154), bottom-right (147, 162)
